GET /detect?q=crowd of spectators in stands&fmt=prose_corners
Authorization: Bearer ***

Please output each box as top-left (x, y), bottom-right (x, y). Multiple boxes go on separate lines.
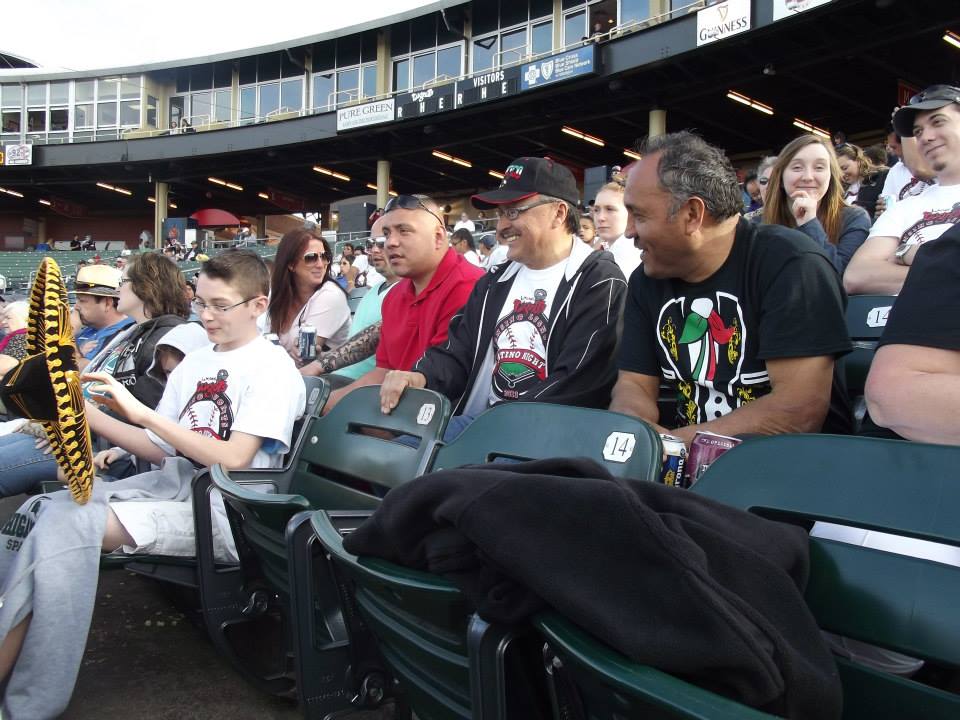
top-left (0, 82), bottom-right (959, 713)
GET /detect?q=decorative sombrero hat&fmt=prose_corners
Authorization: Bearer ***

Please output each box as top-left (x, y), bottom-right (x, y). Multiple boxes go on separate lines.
top-left (0, 258), bottom-right (94, 504)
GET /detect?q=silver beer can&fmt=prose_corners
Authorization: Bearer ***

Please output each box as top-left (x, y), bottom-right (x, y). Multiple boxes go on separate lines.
top-left (298, 324), bottom-right (317, 361)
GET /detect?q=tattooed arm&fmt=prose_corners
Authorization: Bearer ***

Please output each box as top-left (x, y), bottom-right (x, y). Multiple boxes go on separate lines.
top-left (301, 321), bottom-right (382, 377)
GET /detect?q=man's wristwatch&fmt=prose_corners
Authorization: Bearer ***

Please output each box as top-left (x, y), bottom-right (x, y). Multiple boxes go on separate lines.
top-left (894, 242), bottom-right (913, 265)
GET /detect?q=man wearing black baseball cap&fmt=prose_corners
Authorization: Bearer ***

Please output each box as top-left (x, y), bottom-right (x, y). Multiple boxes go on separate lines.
top-left (846, 85), bottom-right (960, 295)
top-left (379, 156), bottom-right (626, 442)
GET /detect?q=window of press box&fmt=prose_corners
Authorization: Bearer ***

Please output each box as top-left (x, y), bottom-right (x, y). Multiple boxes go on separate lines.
top-left (0, 84), bottom-right (18, 107)
top-left (27, 109), bottom-right (45, 132)
top-left (393, 59), bottom-right (409, 93)
top-left (410, 13), bottom-right (436, 52)
top-left (75, 80), bottom-right (94, 103)
top-left (588, 0), bottom-right (620, 33)
top-left (1, 111), bottom-right (20, 133)
top-left (49, 82), bottom-right (69, 105)
top-left (564, 11), bottom-right (586, 45)
top-left (27, 83), bottom-right (46, 105)
top-left (120, 100), bottom-right (139, 126)
top-left (146, 96), bottom-right (158, 127)
top-left (50, 108), bottom-right (69, 131)
top-left (362, 66), bottom-right (377, 98)
top-left (337, 34), bottom-right (361, 67)
top-left (312, 73), bottom-right (334, 111)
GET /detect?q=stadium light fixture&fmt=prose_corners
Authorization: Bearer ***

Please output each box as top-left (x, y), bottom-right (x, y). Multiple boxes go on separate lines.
top-left (208, 176), bottom-right (243, 191)
top-left (432, 150), bottom-right (473, 168)
top-left (258, 192), bottom-right (270, 199)
top-left (623, 149), bottom-right (642, 161)
top-left (726, 91), bottom-right (773, 116)
top-left (96, 182), bottom-right (132, 196)
top-left (38, 199), bottom-right (51, 206)
top-left (561, 126), bottom-right (605, 147)
top-left (0, 187), bottom-right (24, 198)
top-left (792, 118), bottom-right (831, 138)
top-left (313, 165), bottom-right (351, 182)
top-left (365, 183), bottom-right (398, 196)
top-left (488, 170), bottom-right (505, 179)
top-left (944, 30), bottom-right (960, 50)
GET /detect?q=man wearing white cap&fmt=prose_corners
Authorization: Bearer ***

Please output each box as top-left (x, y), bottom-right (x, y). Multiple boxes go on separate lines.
top-left (73, 264), bottom-right (133, 369)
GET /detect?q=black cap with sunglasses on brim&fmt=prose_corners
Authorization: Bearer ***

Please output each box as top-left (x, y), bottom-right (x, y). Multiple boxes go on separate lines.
top-left (472, 157), bottom-right (580, 209)
top-left (893, 84), bottom-right (960, 138)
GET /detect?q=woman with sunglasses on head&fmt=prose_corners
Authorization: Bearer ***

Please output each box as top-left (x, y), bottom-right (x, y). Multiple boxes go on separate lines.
top-left (835, 142), bottom-right (889, 219)
top-left (267, 229), bottom-right (351, 364)
top-left (761, 135), bottom-right (871, 275)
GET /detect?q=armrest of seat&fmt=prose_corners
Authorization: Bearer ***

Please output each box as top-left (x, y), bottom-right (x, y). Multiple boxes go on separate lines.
top-left (210, 464), bottom-right (310, 509)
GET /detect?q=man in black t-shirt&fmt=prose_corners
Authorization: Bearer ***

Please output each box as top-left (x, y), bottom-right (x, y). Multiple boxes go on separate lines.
top-left (865, 224), bottom-right (960, 443)
top-left (611, 131), bottom-right (853, 444)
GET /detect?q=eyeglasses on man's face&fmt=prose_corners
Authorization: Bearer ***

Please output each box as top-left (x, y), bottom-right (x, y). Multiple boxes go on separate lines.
top-left (192, 297), bottom-right (256, 314)
top-left (495, 198), bottom-right (559, 221)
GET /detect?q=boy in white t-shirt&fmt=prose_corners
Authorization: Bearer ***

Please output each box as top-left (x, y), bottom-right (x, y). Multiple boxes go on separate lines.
top-left (81, 250), bottom-right (306, 558)
top-left (0, 251), bottom-right (305, 713)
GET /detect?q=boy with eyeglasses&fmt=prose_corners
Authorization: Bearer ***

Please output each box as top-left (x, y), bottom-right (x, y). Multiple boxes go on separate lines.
top-left (0, 251), bottom-right (304, 717)
top-left (82, 250), bottom-right (306, 561)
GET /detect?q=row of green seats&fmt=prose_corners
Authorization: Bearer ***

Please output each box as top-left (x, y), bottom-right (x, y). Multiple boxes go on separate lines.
top-left (316, 433), bottom-right (960, 720)
top-left (182, 389), bottom-right (661, 718)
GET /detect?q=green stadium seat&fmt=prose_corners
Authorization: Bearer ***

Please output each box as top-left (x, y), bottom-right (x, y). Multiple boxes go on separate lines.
top-left (535, 612), bottom-right (774, 720)
top-left (312, 510), bottom-right (522, 720)
top-left (533, 434), bottom-right (960, 720)
top-left (842, 295), bottom-right (895, 432)
top-left (307, 403), bottom-right (664, 720)
top-left (687, 434), bottom-right (960, 720)
top-left (429, 402), bottom-right (662, 480)
top-left (194, 385), bottom-right (450, 715)
top-left (118, 377), bottom-right (331, 585)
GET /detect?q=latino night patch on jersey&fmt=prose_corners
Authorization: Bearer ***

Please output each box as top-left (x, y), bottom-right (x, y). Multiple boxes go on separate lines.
top-left (656, 293), bottom-right (766, 426)
top-left (179, 369), bottom-right (234, 440)
top-left (492, 289), bottom-right (549, 400)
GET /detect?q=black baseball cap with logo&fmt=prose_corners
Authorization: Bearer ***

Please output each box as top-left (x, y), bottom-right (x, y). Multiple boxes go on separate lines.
top-left (472, 157), bottom-right (580, 209)
top-left (893, 85), bottom-right (960, 137)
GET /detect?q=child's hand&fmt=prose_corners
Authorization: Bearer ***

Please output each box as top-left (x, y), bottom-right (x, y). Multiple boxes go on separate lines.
top-left (93, 448), bottom-right (124, 471)
top-left (80, 372), bottom-right (148, 425)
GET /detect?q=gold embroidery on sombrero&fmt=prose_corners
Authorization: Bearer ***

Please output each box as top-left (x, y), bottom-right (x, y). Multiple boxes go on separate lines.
top-left (24, 258), bottom-right (96, 504)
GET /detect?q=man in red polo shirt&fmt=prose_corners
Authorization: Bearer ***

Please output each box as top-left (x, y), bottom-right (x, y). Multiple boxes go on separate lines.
top-left (323, 194), bottom-right (483, 413)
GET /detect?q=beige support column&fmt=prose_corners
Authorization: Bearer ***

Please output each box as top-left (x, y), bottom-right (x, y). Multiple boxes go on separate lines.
top-left (649, 0), bottom-right (670, 22)
top-left (153, 181), bottom-right (168, 249)
top-left (256, 215), bottom-right (266, 239)
top-left (37, 217), bottom-right (47, 245)
top-left (553, 0), bottom-right (563, 48)
top-left (376, 29), bottom-right (391, 96)
top-left (649, 108), bottom-right (666, 138)
top-left (376, 160), bottom-right (391, 211)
